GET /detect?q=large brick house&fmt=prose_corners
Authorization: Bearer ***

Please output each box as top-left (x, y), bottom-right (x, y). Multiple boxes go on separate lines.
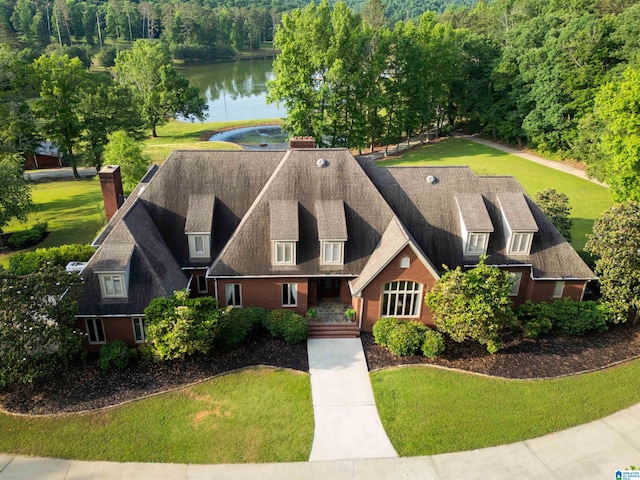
top-left (76, 143), bottom-right (595, 348)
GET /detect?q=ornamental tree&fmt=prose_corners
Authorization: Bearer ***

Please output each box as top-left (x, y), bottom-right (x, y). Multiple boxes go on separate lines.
top-left (144, 290), bottom-right (229, 361)
top-left (585, 201), bottom-right (640, 324)
top-left (535, 188), bottom-right (572, 243)
top-left (103, 130), bottom-right (150, 193)
top-left (425, 258), bottom-right (515, 353)
top-left (0, 264), bottom-right (83, 388)
top-left (0, 154), bottom-right (34, 235)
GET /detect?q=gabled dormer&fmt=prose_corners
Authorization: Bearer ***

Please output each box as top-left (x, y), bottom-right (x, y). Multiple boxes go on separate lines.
top-left (497, 193), bottom-right (539, 256)
top-left (270, 200), bottom-right (299, 266)
top-left (316, 200), bottom-right (348, 266)
top-left (94, 243), bottom-right (134, 299)
top-left (455, 194), bottom-right (494, 257)
top-left (185, 194), bottom-right (215, 261)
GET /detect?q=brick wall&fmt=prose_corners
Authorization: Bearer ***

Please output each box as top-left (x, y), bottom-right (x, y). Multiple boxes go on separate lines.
top-left (218, 277), bottom-right (309, 316)
top-left (76, 316), bottom-right (139, 351)
top-left (360, 246), bottom-right (438, 331)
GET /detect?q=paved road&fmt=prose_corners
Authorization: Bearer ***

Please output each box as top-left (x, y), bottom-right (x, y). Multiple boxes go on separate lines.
top-left (23, 167), bottom-right (97, 182)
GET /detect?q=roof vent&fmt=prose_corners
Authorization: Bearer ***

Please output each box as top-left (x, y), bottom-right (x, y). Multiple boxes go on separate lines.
top-left (426, 175), bottom-right (437, 185)
top-left (317, 158), bottom-right (329, 168)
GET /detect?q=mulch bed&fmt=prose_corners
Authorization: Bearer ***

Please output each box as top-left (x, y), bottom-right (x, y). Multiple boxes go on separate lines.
top-left (2, 322), bottom-right (640, 416)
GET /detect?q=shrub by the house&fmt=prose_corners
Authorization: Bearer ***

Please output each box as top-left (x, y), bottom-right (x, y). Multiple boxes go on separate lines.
top-left (216, 307), bottom-right (268, 351)
top-left (372, 317), bottom-right (401, 347)
top-left (373, 317), bottom-right (445, 358)
top-left (517, 299), bottom-right (611, 337)
top-left (99, 341), bottom-right (135, 370)
top-left (143, 290), bottom-right (228, 361)
top-left (9, 243), bottom-right (95, 275)
top-left (422, 329), bottom-right (445, 358)
top-left (263, 310), bottom-right (309, 344)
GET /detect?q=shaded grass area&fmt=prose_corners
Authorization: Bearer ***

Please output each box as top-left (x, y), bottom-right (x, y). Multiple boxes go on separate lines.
top-left (145, 119), bottom-right (280, 163)
top-left (0, 179), bottom-right (103, 267)
top-left (0, 368), bottom-right (313, 464)
top-left (379, 138), bottom-right (612, 251)
top-left (372, 359), bottom-right (640, 457)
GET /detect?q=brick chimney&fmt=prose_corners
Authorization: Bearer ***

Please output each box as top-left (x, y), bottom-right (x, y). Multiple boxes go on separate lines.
top-left (99, 165), bottom-right (124, 222)
top-left (289, 136), bottom-right (316, 149)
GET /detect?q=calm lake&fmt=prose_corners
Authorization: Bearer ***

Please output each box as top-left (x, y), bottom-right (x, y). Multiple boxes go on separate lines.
top-left (178, 57), bottom-right (284, 122)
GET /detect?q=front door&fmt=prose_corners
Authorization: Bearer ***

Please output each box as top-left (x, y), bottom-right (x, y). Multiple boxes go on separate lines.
top-left (318, 278), bottom-right (340, 298)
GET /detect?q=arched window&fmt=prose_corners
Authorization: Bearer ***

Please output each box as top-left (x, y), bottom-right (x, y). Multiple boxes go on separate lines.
top-left (381, 281), bottom-right (422, 317)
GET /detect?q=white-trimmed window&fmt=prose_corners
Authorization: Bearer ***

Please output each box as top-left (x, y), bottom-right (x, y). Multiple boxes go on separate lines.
top-left (197, 275), bottom-right (208, 293)
top-left (381, 281), bottom-right (422, 317)
top-left (465, 233), bottom-right (488, 255)
top-left (399, 256), bottom-right (411, 268)
top-left (321, 241), bottom-right (344, 265)
top-left (274, 241), bottom-right (296, 265)
top-left (132, 317), bottom-right (146, 343)
top-left (553, 281), bottom-right (565, 298)
top-left (86, 318), bottom-right (106, 344)
top-left (282, 283), bottom-right (297, 306)
top-left (509, 272), bottom-right (523, 296)
top-left (188, 234), bottom-right (210, 259)
top-left (509, 232), bottom-right (533, 255)
top-left (225, 283), bottom-right (242, 307)
top-left (99, 273), bottom-right (126, 298)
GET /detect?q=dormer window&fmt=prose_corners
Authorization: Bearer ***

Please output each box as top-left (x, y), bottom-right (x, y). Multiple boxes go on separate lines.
top-left (465, 233), bottom-right (489, 256)
top-left (274, 241), bottom-right (296, 265)
top-left (321, 241), bottom-right (344, 265)
top-left (498, 193), bottom-right (538, 257)
top-left (316, 200), bottom-right (348, 267)
top-left (270, 201), bottom-right (299, 267)
top-left (509, 232), bottom-right (533, 255)
top-left (456, 194), bottom-right (493, 257)
top-left (188, 234), bottom-right (211, 259)
top-left (99, 273), bottom-right (127, 298)
top-left (185, 194), bottom-right (215, 261)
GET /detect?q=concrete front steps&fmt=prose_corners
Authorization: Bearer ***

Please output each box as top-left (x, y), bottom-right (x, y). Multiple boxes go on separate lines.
top-left (309, 322), bottom-right (360, 339)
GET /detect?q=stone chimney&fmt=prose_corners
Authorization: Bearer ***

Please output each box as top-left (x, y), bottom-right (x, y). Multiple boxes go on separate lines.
top-left (99, 165), bottom-right (124, 222)
top-left (289, 136), bottom-right (316, 149)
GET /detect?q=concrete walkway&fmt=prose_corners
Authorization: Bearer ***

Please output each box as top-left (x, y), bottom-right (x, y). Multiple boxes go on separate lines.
top-left (1, 401), bottom-right (640, 479)
top-left (307, 338), bottom-right (397, 461)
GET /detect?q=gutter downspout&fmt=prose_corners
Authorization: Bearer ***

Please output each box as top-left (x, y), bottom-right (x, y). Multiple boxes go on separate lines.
top-left (214, 278), bottom-right (219, 304)
top-left (358, 296), bottom-right (364, 331)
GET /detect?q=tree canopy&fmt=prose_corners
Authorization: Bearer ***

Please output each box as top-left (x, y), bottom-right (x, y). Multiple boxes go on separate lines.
top-left (535, 188), bottom-right (572, 243)
top-left (0, 153), bottom-right (33, 234)
top-left (103, 130), bottom-right (150, 193)
top-left (114, 40), bottom-right (207, 137)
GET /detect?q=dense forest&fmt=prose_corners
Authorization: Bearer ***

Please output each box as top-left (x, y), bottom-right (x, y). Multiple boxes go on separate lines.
top-left (268, 0), bottom-right (640, 201)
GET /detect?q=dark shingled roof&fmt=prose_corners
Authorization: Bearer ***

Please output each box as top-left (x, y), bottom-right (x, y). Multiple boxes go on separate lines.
top-left (269, 200), bottom-right (299, 241)
top-left (185, 194), bottom-right (215, 234)
top-left (497, 192), bottom-right (539, 232)
top-left (78, 200), bottom-right (187, 316)
top-left (357, 159), bottom-right (594, 280)
top-left (209, 149), bottom-right (395, 277)
top-left (316, 200), bottom-right (348, 240)
top-left (455, 194), bottom-right (494, 233)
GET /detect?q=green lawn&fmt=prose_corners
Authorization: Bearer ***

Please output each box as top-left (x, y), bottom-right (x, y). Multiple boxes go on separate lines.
top-left (0, 367), bottom-right (313, 464)
top-left (0, 178), bottom-right (104, 267)
top-left (380, 138), bottom-right (612, 251)
top-left (372, 359), bottom-right (640, 457)
top-left (145, 119), bottom-right (281, 163)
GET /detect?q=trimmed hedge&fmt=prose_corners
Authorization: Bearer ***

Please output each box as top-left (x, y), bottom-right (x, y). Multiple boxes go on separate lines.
top-left (7, 223), bottom-right (48, 250)
top-left (9, 243), bottom-right (95, 275)
top-left (216, 307), bottom-right (268, 351)
top-left (264, 310), bottom-right (309, 344)
top-left (516, 299), bottom-right (611, 337)
top-left (373, 318), bottom-right (445, 358)
top-left (99, 341), bottom-right (135, 370)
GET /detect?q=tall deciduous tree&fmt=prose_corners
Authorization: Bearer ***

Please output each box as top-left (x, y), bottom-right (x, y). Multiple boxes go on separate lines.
top-left (103, 130), bottom-right (150, 193)
top-left (585, 201), bottom-right (640, 324)
top-left (0, 264), bottom-right (83, 388)
top-left (535, 188), bottom-right (572, 243)
top-left (0, 154), bottom-right (33, 234)
top-left (425, 258), bottom-right (514, 353)
top-left (32, 53), bottom-right (88, 178)
top-left (114, 40), bottom-right (207, 137)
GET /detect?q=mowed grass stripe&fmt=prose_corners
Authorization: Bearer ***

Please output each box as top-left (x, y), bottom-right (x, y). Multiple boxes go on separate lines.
top-left (0, 368), bottom-right (313, 464)
top-left (371, 359), bottom-right (640, 457)
top-left (379, 138), bottom-right (612, 251)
